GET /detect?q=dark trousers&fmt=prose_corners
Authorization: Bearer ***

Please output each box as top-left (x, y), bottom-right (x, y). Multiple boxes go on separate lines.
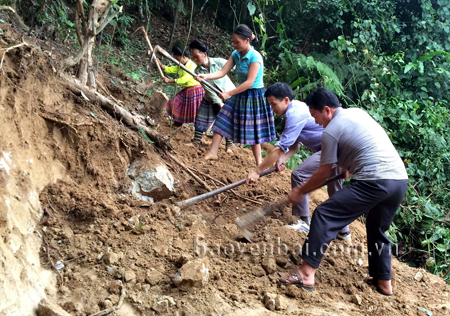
top-left (301, 179), bottom-right (408, 280)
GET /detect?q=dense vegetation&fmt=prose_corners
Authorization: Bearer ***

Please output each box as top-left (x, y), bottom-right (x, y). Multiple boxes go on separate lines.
top-left (5, 0), bottom-right (449, 280)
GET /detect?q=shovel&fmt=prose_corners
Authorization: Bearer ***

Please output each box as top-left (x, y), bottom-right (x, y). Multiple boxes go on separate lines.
top-left (176, 167), bottom-right (277, 209)
top-left (236, 172), bottom-right (346, 242)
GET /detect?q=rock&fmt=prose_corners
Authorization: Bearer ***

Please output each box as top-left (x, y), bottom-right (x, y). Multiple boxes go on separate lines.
top-left (127, 157), bottom-right (175, 202)
top-left (285, 285), bottom-right (301, 298)
top-left (275, 295), bottom-right (287, 311)
top-left (152, 300), bottom-right (169, 313)
top-left (104, 252), bottom-right (120, 265)
top-left (352, 294), bottom-right (362, 305)
top-left (124, 270), bottom-right (136, 282)
top-left (275, 257), bottom-right (289, 267)
top-left (252, 265), bottom-right (266, 277)
top-left (174, 257), bottom-right (210, 291)
top-left (159, 296), bottom-right (176, 306)
top-left (103, 300), bottom-right (113, 309)
top-left (414, 271), bottom-right (424, 282)
top-left (261, 258), bottom-right (277, 274)
top-left (37, 300), bottom-right (71, 316)
top-left (264, 298), bottom-right (275, 311)
top-left (145, 268), bottom-right (164, 286)
top-left (357, 258), bottom-right (364, 266)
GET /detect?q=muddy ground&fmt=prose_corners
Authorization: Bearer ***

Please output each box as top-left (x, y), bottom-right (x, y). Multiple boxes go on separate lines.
top-left (0, 16), bottom-right (449, 316)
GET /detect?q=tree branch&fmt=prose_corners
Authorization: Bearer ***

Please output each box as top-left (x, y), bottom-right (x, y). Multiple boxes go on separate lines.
top-left (75, 0), bottom-right (84, 46)
top-left (60, 74), bottom-right (173, 151)
top-left (97, 2), bottom-right (111, 29)
top-left (96, 6), bottom-right (122, 35)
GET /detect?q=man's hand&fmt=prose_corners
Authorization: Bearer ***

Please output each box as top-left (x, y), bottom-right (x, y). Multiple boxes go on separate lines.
top-left (343, 169), bottom-right (353, 179)
top-left (288, 186), bottom-right (304, 204)
top-left (163, 77), bottom-right (171, 83)
top-left (219, 91), bottom-right (231, 101)
top-left (246, 170), bottom-right (260, 184)
top-left (277, 158), bottom-right (287, 172)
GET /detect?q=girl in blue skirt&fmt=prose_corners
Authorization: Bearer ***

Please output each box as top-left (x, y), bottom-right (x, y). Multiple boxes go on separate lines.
top-left (197, 24), bottom-right (276, 166)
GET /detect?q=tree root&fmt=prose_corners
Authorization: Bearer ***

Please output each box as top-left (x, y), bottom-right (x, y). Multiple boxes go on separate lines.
top-left (61, 74), bottom-right (173, 151)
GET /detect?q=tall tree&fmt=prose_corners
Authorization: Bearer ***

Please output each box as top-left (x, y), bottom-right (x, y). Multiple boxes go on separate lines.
top-left (60, 0), bottom-right (122, 88)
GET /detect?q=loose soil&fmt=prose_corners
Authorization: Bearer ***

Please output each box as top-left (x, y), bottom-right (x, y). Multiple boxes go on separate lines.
top-left (0, 16), bottom-right (449, 316)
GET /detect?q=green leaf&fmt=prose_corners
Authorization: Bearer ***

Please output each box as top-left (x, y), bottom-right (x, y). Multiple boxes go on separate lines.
top-left (261, 33), bottom-right (268, 50)
top-left (138, 127), bottom-right (154, 143)
top-left (247, 2), bottom-right (256, 16)
top-left (291, 77), bottom-right (309, 89)
top-left (436, 244), bottom-right (446, 252)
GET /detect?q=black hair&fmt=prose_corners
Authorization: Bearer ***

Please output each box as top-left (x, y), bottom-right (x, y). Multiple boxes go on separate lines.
top-left (172, 45), bottom-right (190, 57)
top-left (304, 88), bottom-right (340, 112)
top-left (233, 24), bottom-right (253, 41)
top-left (265, 82), bottom-right (294, 101)
top-left (189, 40), bottom-right (210, 55)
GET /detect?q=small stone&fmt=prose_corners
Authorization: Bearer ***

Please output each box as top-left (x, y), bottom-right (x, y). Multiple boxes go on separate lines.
top-left (124, 270), bottom-right (136, 282)
top-left (261, 258), bottom-right (277, 274)
top-left (357, 258), bottom-right (363, 266)
top-left (173, 257), bottom-right (209, 291)
top-left (285, 285), bottom-right (301, 298)
top-left (103, 300), bottom-right (113, 309)
top-left (275, 295), bottom-right (286, 311)
top-left (414, 271), bottom-right (424, 282)
top-left (264, 299), bottom-right (275, 311)
top-left (37, 299), bottom-right (71, 316)
top-left (55, 261), bottom-right (64, 270)
top-left (275, 257), bottom-right (289, 267)
top-left (104, 252), bottom-right (120, 265)
top-left (251, 265), bottom-right (266, 277)
top-left (352, 294), bottom-right (362, 305)
top-left (145, 268), bottom-right (164, 286)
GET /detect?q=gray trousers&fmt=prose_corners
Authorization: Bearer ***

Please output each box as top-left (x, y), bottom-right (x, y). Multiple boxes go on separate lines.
top-left (291, 151), bottom-right (349, 234)
top-left (301, 179), bottom-right (408, 279)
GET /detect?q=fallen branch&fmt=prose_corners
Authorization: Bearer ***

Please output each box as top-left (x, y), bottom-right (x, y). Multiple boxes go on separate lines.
top-left (88, 288), bottom-right (126, 316)
top-left (167, 153), bottom-right (213, 192)
top-left (61, 74), bottom-right (173, 151)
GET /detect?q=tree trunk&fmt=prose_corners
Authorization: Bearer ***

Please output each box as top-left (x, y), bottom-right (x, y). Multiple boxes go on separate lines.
top-left (169, 0), bottom-right (182, 48)
top-left (77, 34), bottom-right (96, 87)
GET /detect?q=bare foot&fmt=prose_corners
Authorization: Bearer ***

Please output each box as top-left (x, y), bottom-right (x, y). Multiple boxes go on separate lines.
top-left (204, 152), bottom-right (218, 160)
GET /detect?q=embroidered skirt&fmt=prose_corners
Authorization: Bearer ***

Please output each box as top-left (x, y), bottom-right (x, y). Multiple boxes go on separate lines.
top-left (195, 99), bottom-right (221, 132)
top-left (211, 88), bottom-right (276, 145)
top-left (166, 85), bottom-right (205, 124)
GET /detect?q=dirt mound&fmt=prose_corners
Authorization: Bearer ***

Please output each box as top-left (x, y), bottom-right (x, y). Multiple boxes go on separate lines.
top-left (0, 18), bottom-right (449, 316)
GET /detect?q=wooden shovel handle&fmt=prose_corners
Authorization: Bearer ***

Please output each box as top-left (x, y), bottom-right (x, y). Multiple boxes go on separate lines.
top-left (154, 45), bottom-right (223, 95)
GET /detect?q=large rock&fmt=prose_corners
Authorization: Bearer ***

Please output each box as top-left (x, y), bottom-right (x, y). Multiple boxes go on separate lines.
top-left (127, 157), bottom-right (175, 202)
top-left (173, 257), bottom-right (210, 291)
top-left (37, 300), bottom-right (71, 316)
